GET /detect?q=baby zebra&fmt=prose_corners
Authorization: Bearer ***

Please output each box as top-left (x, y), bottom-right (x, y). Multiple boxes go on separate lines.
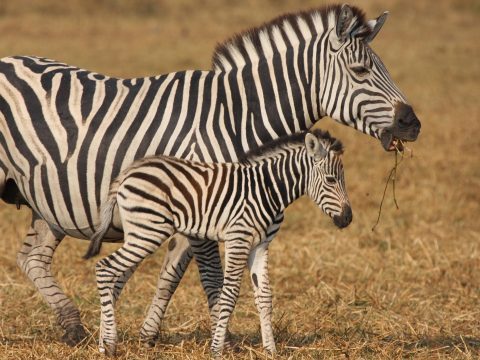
top-left (85, 129), bottom-right (352, 357)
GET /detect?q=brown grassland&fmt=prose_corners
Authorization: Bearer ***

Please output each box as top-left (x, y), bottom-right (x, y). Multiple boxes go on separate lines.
top-left (0, 0), bottom-right (479, 358)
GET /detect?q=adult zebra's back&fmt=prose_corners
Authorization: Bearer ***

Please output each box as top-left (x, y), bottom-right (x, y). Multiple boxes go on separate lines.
top-left (0, 4), bottom-right (420, 345)
top-left (0, 58), bottom-right (232, 236)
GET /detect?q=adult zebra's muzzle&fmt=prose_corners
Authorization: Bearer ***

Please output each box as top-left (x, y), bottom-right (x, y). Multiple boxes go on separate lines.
top-left (333, 204), bottom-right (352, 229)
top-left (380, 103), bottom-right (421, 151)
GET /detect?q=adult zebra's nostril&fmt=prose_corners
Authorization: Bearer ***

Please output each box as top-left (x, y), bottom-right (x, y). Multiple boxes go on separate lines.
top-left (395, 103), bottom-right (421, 130)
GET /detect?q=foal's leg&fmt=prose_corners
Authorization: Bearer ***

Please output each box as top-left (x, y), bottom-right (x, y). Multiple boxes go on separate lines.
top-left (248, 243), bottom-right (275, 352)
top-left (95, 227), bottom-right (173, 356)
top-left (17, 215), bottom-right (87, 345)
top-left (247, 215), bottom-right (283, 353)
top-left (140, 233), bottom-right (193, 346)
top-left (211, 237), bottom-right (252, 357)
top-left (140, 234), bottom-right (225, 346)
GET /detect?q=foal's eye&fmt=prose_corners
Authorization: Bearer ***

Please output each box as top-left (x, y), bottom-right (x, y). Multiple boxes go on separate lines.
top-left (325, 176), bottom-right (337, 185)
top-left (351, 65), bottom-right (370, 76)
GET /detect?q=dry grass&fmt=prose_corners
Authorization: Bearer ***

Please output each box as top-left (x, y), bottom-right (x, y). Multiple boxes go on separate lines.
top-left (0, 0), bottom-right (479, 358)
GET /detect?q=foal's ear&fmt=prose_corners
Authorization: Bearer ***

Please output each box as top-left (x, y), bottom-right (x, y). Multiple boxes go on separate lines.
top-left (305, 133), bottom-right (327, 160)
top-left (365, 11), bottom-right (388, 43)
top-left (336, 4), bottom-right (354, 42)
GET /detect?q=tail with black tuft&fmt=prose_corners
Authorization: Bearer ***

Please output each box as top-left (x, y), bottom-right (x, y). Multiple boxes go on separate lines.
top-left (84, 193), bottom-right (118, 260)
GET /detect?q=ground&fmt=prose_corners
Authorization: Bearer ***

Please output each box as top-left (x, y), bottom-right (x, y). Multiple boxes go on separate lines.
top-left (0, 0), bottom-right (479, 359)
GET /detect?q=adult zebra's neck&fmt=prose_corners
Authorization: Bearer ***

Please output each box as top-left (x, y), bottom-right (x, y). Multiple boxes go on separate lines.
top-left (231, 46), bottom-right (320, 140)
top-left (213, 11), bottom-right (338, 144)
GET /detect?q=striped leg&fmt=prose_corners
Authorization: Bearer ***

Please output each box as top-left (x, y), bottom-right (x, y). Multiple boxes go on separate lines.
top-left (140, 235), bottom-right (225, 346)
top-left (111, 263), bottom-right (139, 305)
top-left (188, 237), bottom-right (224, 335)
top-left (248, 243), bottom-right (275, 352)
top-left (139, 234), bottom-right (193, 346)
top-left (16, 215), bottom-right (87, 346)
top-left (211, 236), bottom-right (252, 357)
top-left (95, 228), bottom-right (173, 356)
top-left (247, 215), bottom-right (283, 353)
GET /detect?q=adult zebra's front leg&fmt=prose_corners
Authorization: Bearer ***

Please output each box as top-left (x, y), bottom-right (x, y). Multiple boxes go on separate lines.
top-left (16, 214), bottom-right (87, 346)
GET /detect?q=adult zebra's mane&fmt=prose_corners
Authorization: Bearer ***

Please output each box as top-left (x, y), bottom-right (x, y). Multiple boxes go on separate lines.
top-left (239, 129), bottom-right (343, 164)
top-left (212, 4), bottom-right (372, 71)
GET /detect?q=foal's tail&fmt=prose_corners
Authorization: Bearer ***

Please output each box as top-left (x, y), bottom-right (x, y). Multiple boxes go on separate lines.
top-left (84, 181), bottom-right (121, 260)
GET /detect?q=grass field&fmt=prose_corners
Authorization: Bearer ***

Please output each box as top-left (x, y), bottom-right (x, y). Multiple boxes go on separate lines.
top-left (0, 0), bottom-right (479, 359)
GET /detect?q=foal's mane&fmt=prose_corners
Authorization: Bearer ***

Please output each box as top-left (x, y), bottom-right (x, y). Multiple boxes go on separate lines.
top-left (212, 4), bottom-right (371, 71)
top-left (239, 129), bottom-right (343, 163)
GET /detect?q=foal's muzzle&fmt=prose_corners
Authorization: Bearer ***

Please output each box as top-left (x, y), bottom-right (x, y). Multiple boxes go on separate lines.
top-left (333, 204), bottom-right (353, 229)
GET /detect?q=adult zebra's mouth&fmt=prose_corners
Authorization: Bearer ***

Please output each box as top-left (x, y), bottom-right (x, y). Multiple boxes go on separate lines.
top-left (388, 138), bottom-right (404, 152)
top-left (379, 103), bottom-right (421, 151)
top-left (380, 130), bottom-right (407, 152)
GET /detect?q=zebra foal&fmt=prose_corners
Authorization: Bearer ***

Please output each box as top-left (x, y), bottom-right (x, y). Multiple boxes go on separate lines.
top-left (85, 129), bottom-right (352, 356)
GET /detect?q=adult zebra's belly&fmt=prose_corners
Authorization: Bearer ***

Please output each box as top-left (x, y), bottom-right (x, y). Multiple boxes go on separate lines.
top-left (49, 211), bottom-right (125, 241)
top-left (16, 156), bottom-right (126, 239)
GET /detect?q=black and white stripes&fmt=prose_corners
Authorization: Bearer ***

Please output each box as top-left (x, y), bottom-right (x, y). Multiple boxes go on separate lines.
top-left (0, 4), bottom-right (420, 344)
top-left (85, 130), bottom-right (351, 356)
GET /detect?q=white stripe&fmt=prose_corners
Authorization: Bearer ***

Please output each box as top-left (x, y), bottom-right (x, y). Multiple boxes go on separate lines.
top-left (272, 26), bottom-right (299, 132)
top-left (205, 73), bottom-right (225, 162)
top-left (297, 17), bottom-right (312, 84)
top-left (259, 33), bottom-right (291, 135)
top-left (284, 21), bottom-right (309, 129)
top-left (163, 72), bottom-right (193, 155)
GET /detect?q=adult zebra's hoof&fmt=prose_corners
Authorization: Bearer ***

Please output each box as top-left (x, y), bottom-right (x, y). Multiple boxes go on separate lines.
top-left (61, 324), bottom-right (87, 346)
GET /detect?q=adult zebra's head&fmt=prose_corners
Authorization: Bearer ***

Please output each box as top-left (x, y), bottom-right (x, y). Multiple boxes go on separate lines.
top-left (322, 5), bottom-right (421, 151)
top-left (305, 130), bottom-right (352, 229)
top-left (212, 4), bottom-right (420, 151)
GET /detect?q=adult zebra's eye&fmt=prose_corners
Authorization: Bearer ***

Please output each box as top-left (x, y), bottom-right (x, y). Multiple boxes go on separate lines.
top-left (351, 65), bottom-right (370, 76)
top-left (325, 176), bottom-right (337, 185)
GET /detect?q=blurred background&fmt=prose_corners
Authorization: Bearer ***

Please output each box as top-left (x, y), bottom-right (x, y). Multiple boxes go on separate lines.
top-left (0, 0), bottom-right (478, 358)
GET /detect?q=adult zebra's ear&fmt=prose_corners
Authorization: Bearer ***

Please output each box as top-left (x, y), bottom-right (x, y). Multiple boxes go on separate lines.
top-left (365, 11), bottom-right (389, 43)
top-left (336, 4), bottom-right (354, 42)
top-left (305, 133), bottom-right (327, 161)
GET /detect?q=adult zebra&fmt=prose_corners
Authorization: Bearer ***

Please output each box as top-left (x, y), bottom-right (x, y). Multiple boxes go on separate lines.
top-left (0, 4), bottom-right (420, 345)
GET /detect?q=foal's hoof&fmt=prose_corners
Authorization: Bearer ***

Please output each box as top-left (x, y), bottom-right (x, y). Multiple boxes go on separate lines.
top-left (211, 350), bottom-right (222, 360)
top-left (61, 324), bottom-right (87, 346)
top-left (141, 335), bottom-right (158, 349)
top-left (100, 343), bottom-right (117, 357)
top-left (140, 329), bottom-right (159, 348)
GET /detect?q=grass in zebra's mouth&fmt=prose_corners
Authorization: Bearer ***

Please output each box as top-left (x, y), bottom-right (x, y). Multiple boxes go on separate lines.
top-left (371, 140), bottom-right (412, 231)
top-left (388, 138), bottom-right (405, 152)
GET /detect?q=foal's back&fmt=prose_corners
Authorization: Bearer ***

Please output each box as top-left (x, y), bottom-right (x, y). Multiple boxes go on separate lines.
top-left (115, 156), bottom-right (245, 240)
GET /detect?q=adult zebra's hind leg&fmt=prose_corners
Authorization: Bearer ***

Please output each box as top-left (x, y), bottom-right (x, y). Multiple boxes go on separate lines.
top-left (16, 214), bottom-right (87, 346)
top-left (188, 237), bottom-right (225, 336)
